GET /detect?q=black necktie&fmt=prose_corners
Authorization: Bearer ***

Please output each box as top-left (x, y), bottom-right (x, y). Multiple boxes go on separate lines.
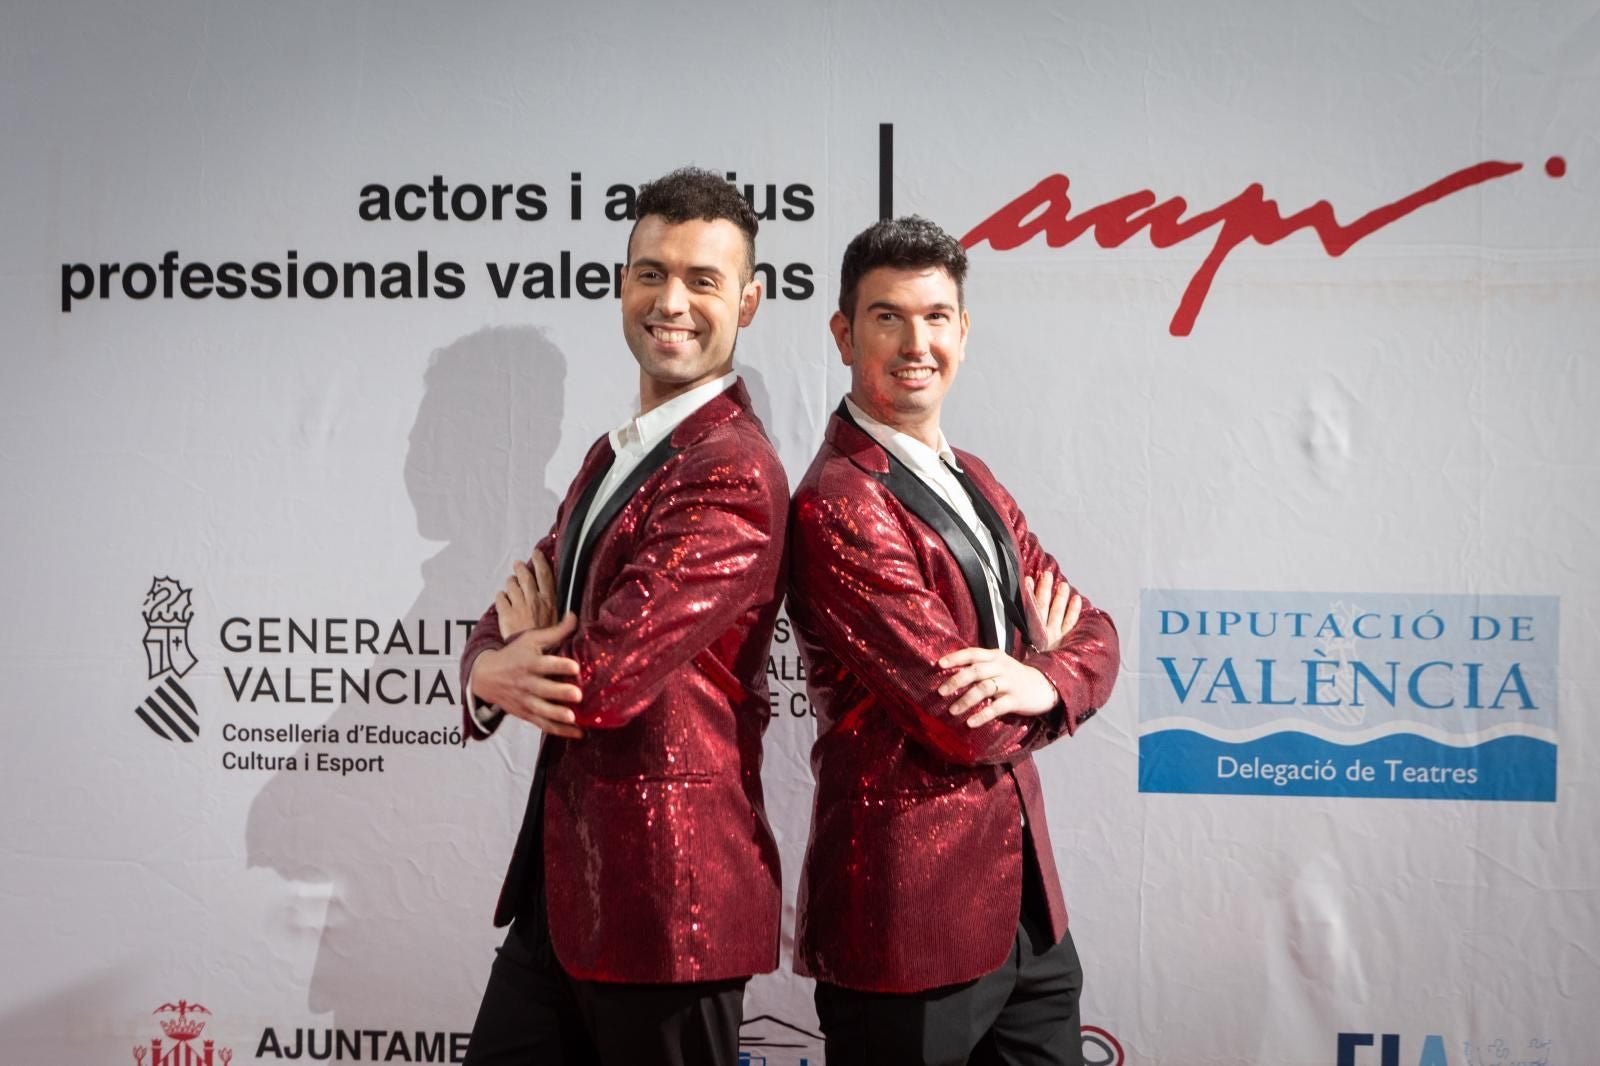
top-left (942, 459), bottom-right (1027, 651)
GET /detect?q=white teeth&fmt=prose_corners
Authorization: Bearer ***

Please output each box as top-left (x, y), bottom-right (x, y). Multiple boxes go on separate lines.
top-left (893, 367), bottom-right (933, 379)
top-left (652, 328), bottom-right (694, 343)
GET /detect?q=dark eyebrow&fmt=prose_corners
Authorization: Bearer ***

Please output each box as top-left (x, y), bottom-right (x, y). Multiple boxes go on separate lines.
top-left (864, 299), bottom-right (956, 314)
top-left (630, 257), bottom-right (727, 280)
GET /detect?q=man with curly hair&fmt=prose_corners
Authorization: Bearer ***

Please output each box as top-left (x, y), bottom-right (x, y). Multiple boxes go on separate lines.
top-left (459, 167), bottom-right (787, 1065)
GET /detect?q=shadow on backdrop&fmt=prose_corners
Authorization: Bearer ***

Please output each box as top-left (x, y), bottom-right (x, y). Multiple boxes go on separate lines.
top-left (245, 325), bottom-right (566, 1025)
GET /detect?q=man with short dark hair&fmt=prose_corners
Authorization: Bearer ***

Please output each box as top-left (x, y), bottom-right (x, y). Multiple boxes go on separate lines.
top-left (788, 215), bottom-right (1120, 1066)
top-left (458, 167), bottom-right (788, 1065)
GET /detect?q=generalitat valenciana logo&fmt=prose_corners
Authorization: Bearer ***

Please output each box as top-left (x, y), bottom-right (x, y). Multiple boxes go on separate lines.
top-left (135, 576), bottom-right (200, 742)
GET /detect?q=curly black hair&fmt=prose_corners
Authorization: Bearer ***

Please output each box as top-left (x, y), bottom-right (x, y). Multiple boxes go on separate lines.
top-left (628, 166), bottom-right (759, 280)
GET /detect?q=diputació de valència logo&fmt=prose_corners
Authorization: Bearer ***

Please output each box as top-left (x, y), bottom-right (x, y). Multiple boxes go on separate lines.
top-left (136, 576), bottom-right (200, 742)
top-left (1138, 590), bottom-right (1558, 801)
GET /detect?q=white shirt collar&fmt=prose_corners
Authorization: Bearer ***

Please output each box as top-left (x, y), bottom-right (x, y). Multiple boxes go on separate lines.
top-left (614, 373), bottom-right (737, 454)
top-left (843, 394), bottom-right (962, 475)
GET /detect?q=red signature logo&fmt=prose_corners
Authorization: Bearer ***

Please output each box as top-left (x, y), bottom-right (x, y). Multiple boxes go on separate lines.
top-left (961, 156), bottom-right (1566, 336)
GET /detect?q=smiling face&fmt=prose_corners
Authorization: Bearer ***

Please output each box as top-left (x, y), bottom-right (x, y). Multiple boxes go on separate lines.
top-left (620, 215), bottom-right (761, 412)
top-left (832, 265), bottom-right (969, 449)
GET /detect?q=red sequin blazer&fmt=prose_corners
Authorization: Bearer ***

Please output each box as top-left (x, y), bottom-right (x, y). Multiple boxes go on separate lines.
top-left (789, 408), bottom-right (1119, 992)
top-left (460, 381), bottom-right (787, 984)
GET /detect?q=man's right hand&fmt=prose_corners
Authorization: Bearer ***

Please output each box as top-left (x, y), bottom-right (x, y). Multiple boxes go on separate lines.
top-left (472, 613), bottom-right (585, 739)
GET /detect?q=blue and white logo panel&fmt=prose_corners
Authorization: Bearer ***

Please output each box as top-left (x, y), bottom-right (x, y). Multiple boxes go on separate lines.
top-left (1138, 590), bottom-right (1558, 801)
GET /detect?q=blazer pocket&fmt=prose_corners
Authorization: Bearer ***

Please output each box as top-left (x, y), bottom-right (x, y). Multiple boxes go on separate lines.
top-left (860, 778), bottom-right (969, 800)
top-left (589, 769), bottom-right (714, 786)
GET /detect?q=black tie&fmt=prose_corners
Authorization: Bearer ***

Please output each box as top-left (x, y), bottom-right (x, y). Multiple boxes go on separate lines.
top-left (942, 459), bottom-right (1027, 651)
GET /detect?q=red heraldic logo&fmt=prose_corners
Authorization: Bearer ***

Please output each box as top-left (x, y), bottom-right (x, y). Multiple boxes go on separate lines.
top-left (132, 1000), bottom-right (232, 1066)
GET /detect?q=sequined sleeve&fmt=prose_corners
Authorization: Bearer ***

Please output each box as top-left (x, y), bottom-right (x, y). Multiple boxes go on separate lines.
top-left (556, 441), bottom-right (788, 730)
top-left (457, 523), bottom-right (560, 742)
top-left (789, 480), bottom-right (1055, 767)
top-left (958, 452), bottom-right (1121, 736)
top-left (1016, 575), bottom-right (1119, 738)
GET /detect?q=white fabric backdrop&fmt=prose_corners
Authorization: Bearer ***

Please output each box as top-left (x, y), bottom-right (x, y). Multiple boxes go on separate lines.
top-left (3, 2), bottom-right (1596, 1064)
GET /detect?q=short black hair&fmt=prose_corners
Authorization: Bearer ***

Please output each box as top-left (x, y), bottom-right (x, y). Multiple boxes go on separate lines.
top-left (837, 215), bottom-right (968, 319)
top-left (628, 166), bottom-right (759, 281)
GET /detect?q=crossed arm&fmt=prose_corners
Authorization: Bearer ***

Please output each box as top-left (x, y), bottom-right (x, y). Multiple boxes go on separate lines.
top-left (469, 551), bottom-right (584, 737)
top-left (940, 568), bottom-right (1082, 726)
top-left (466, 447), bottom-right (785, 738)
top-left (790, 482), bottom-right (1118, 766)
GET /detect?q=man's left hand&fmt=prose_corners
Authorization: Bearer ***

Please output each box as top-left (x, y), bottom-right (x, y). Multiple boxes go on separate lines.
top-left (936, 647), bottom-right (1059, 728)
top-left (496, 550), bottom-right (558, 642)
top-left (1023, 571), bottom-right (1081, 652)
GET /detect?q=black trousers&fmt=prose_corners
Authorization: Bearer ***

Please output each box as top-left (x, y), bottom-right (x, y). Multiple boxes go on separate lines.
top-left (815, 839), bottom-right (1085, 1066)
top-left (462, 882), bottom-right (745, 1066)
